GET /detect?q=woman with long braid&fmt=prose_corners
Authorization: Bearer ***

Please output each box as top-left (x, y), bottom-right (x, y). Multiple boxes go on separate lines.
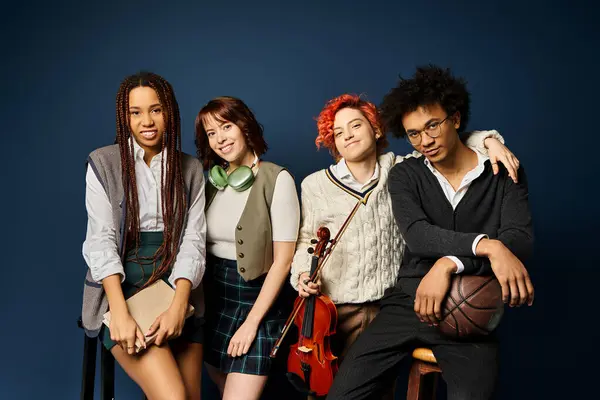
top-left (80, 71), bottom-right (206, 399)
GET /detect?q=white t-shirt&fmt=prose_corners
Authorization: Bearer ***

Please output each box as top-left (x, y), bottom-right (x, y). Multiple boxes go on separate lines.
top-left (206, 169), bottom-right (300, 260)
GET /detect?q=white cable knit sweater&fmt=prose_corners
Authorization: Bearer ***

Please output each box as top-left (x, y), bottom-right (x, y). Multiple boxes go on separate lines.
top-left (290, 151), bottom-right (409, 304)
top-left (290, 130), bottom-right (503, 304)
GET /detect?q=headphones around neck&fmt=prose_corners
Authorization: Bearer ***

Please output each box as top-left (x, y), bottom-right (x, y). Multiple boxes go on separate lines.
top-left (208, 157), bottom-right (258, 192)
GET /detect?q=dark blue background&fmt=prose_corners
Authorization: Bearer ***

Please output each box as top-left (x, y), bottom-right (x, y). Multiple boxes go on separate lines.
top-left (1, 0), bottom-right (597, 398)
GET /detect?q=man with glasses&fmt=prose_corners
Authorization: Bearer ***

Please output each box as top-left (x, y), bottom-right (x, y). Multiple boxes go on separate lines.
top-left (327, 65), bottom-right (535, 400)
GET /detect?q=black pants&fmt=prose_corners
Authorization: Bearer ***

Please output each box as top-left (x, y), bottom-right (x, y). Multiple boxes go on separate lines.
top-left (327, 279), bottom-right (498, 400)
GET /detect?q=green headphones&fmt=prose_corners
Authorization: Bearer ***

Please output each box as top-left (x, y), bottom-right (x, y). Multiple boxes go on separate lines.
top-left (208, 158), bottom-right (257, 192)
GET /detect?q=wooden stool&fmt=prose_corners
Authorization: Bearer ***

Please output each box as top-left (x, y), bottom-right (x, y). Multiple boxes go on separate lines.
top-left (407, 348), bottom-right (442, 400)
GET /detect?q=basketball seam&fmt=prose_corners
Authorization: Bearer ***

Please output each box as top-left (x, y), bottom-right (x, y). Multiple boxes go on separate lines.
top-left (455, 276), bottom-right (499, 333)
top-left (444, 276), bottom-right (496, 314)
top-left (445, 290), bottom-right (488, 335)
top-left (458, 276), bottom-right (498, 310)
top-left (454, 305), bottom-right (492, 334)
top-left (445, 296), bottom-right (460, 337)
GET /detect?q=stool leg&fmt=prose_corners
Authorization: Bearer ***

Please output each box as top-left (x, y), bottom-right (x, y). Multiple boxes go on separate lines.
top-left (407, 361), bottom-right (441, 400)
top-left (80, 334), bottom-right (97, 400)
top-left (420, 371), bottom-right (439, 400)
top-left (101, 345), bottom-right (115, 400)
top-left (407, 360), bottom-right (423, 400)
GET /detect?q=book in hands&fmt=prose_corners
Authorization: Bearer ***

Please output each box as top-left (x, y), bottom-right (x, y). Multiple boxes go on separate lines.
top-left (102, 280), bottom-right (195, 353)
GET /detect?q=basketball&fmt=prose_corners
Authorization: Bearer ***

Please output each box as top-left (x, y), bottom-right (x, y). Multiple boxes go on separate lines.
top-left (438, 275), bottom-right (505, 339)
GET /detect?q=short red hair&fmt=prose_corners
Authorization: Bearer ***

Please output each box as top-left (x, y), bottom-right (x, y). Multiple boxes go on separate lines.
top-left (316, 94), bottom-right (388, 160)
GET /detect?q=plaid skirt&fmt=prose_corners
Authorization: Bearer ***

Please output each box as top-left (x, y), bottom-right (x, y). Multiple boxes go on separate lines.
top-left (204, 254), bottom-right (286, 375)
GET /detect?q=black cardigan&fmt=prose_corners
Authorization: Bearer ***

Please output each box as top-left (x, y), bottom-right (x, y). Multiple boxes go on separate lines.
top-left (388, 157), bottom-right (533, 278)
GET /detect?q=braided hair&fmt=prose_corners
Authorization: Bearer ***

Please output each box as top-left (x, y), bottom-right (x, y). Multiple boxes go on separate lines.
top-left (115, 71), bottom-right (186, 289)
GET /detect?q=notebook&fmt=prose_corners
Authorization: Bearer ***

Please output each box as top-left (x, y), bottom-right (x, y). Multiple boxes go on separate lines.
top-left (102, 280), bottom-right (195, 353)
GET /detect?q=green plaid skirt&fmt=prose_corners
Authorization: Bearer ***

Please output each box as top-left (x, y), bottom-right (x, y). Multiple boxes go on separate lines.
top-left (203, 254), bottom-right (286, 375)
top-left (99, 232), bottom-right (204, 350)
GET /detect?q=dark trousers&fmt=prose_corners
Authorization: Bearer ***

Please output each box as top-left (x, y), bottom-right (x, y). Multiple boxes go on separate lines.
top-left (327, 279), bottom-right (498, 400)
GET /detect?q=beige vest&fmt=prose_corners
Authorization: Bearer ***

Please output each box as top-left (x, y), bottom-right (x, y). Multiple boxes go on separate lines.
top-left (205, 161), bottom-right (284, 281)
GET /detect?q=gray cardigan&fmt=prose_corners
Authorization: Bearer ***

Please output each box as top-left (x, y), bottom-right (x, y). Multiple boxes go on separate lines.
top-left (80, 144), bottom-right (205, 337)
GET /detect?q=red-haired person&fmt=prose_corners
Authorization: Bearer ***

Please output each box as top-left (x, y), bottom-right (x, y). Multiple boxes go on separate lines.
top-left (289, 94), bottom-right (520, 397)
top-left (195, 96), bottom-right (300, 400)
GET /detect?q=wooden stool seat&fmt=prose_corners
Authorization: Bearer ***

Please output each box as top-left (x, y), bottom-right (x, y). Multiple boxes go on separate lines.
top-left (407, 347), bottom-right (442, 400)
top-left (412, 348), bottom-right (438, 364)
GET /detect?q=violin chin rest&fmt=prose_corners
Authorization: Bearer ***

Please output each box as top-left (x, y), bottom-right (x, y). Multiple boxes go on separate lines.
top-left (286, 372), bottom-right (317, 396)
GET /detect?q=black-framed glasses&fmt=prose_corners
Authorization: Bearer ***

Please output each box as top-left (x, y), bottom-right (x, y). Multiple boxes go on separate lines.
top-left (405, 115), bottom-right (452, 145)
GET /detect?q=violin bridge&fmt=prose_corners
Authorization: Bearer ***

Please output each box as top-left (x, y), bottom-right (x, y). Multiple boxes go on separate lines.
top-left (297, 346), bottom-right (313, 353)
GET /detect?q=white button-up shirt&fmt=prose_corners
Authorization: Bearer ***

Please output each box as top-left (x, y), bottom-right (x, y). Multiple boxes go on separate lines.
top-left (424, 151), bottom-right (489, 273)
top-left (82, 139), bottom-right (206, 288)
top-left (329, 158), bottom-right (380, 192)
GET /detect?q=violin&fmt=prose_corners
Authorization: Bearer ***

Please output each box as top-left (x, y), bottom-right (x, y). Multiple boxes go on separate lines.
top-left (271, 201), bottom-right (362, 397)
top-left (287, 227), bottom-right (338, 397)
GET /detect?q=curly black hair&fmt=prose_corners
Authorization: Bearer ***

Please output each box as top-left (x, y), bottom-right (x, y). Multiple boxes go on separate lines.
top-left (380, 64), bottom-right (471, 138)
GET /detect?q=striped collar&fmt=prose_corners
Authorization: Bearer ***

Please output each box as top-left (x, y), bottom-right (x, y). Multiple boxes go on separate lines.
top-left (325, 166), bottom-right (379, 204)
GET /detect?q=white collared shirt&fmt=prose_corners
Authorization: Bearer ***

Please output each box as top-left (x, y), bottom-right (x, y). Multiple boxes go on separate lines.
top-left (329, 158), bottom-right (380, 192)
top-left (82, 139), bottom-right (206, 288)
top-left (424, 151), bottom-right (489, 273)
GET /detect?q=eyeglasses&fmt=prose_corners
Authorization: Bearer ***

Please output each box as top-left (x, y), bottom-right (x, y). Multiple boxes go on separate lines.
top-left (405, 115), bottom-right (452, 145)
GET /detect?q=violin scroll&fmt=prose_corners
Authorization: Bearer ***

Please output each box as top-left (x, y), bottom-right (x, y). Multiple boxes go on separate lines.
top-left (313, 227), bottom-right (330, 258)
